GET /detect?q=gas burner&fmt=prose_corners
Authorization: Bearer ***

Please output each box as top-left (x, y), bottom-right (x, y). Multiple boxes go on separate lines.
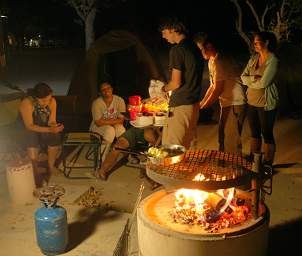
top-left (36, 185), bottom-right (65, 208)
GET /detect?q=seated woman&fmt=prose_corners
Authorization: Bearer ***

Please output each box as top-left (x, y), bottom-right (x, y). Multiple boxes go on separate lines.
top-left (19, 83), bottom-right (64, 175)
top-left (89, 81), bottom-right (126, 162)
top-left (96, 126), bottom-right (162, 181)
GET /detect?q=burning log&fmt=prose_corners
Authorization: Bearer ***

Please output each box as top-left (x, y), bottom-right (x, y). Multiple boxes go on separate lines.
top-left (171, 188), bottom-right (253, 232)
top-left (205, 192), bottom-right (226, 212)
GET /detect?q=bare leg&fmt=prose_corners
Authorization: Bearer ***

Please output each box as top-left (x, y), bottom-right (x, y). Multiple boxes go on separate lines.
top-left (100, 141), bottom-right (111, 163)
top-left (27, 147), bottom-right (39, 170)
top-left (98, 151), bottom-right (124, 177)
top-left (27, 147), bottom-right (39, 160)
top-left (98, 137), bottom-right (129, 180)
top-left (28, 147), bottom-right (47, 187)
top-left (48, 145), bottom-right (61, 173)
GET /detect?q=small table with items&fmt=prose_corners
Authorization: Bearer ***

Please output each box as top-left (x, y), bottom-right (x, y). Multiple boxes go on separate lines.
top-left (128, 96), bottom-right (169, 128)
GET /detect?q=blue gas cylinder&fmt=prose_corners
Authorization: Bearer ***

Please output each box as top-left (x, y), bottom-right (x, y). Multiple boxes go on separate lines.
top-left (35, 205), bottom-right (68, 255)
top-left (34, 185), bottom-right (68, 255)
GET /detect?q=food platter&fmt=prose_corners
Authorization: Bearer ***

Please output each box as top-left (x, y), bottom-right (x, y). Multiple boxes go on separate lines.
top-left (147, 144), bottom-right (186, 165)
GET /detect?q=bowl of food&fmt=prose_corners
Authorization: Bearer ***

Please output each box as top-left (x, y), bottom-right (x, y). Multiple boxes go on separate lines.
top-left (147, 144), bottom-right (185, 165)
top-left (154, 112), bottom-right (167, 126)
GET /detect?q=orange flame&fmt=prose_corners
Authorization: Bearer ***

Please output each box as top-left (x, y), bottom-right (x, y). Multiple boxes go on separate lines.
top-left (193, 173), bottom-right (206, 181)
top-left (173, 187), bottom-right (251, 229)
top-left (175, 188), bottom-right (209, 213)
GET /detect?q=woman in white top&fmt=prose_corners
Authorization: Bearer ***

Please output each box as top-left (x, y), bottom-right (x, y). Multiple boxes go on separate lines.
top-left (241, 31), bottom-right (279, 166)
top-left (90, 81), bottom-right (126, 161)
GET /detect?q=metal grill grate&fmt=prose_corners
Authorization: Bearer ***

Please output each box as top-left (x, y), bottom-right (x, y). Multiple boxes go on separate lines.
top-left (146, 150), bottom-right (253, 190)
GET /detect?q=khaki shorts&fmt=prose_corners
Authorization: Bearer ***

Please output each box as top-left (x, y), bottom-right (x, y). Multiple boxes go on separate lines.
top-left (162, 103), bottom-right (199, 149)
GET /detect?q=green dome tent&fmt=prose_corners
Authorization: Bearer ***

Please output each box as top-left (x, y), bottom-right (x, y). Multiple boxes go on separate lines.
top-left (67, 30), bottom-right (163, 130)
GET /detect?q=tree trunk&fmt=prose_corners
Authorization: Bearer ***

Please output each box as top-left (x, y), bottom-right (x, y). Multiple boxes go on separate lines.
top-left (84, 7), bottom-right (96, 51)
top-left (0, 19), bottom-right (6, 67)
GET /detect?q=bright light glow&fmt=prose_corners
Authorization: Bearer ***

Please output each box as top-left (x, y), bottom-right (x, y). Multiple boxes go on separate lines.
top-left (175, 188), bottom-right (209, 213)
top-left (193, 173), bottom-right (206, 181)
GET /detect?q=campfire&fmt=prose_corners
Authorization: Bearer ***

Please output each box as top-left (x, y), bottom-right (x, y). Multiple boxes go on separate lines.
top-left (171, 187), bottom-right (252, 233)
top-left (137, 150), bottom-right (271, 256)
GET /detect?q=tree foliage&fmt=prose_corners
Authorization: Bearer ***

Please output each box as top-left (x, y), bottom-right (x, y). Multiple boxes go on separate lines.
top-left (230, 0), bottom-right (302, 52)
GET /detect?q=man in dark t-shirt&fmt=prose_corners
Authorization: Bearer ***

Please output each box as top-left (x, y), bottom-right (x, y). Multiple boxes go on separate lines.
top-left (159, 17), bottom-right (203, 149)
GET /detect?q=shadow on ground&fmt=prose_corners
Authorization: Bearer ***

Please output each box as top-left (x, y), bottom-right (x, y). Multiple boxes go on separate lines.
top-left (66, 207), bottom-right (122, 251)
top-left (274, 162), bottom-right (300, 169)
top-left (268, 218), bottom-right (302, 255)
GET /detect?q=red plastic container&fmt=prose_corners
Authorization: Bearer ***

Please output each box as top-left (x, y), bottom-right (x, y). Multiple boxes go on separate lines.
top-left (129, 96), bottom-right (141, 106)
top-left (129, 111), bottom-right (137, 121)
top-left (128, 105), bottom-right (141, 121)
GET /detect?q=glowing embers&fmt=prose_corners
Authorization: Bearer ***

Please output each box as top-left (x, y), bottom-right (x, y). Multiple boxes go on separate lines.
top-left (193, 173), bottom-right (209, 181)
top-left (171, 188), bottom-right (252, 233)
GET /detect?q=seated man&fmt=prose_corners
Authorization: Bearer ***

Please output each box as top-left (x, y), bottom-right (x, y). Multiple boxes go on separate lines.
top-left (19, 83), bottom-right (64, 176)
top-left (89, 81), bottom-right (126, 161)
top-left (96, 126), bottom-right (162, 181)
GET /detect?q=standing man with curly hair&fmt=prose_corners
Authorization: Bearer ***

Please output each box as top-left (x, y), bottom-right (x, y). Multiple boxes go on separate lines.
top-left (159, 17), bottom-right (203, 149)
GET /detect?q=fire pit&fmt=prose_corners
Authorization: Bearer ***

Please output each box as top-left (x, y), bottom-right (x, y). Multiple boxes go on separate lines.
top-left (137, 150), bottom-right (270, 256)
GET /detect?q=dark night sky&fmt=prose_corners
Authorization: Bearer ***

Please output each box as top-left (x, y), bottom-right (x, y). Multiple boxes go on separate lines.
top-left (95, 0), bottom-right (240, 36)
top-left (94, 0), bottom-right (250, 51)
top-left (2, 0), bottom-right (255, 49)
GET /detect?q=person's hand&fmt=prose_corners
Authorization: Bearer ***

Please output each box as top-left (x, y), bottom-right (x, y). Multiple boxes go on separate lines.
top-left (161, 84), bottom-right (170, 94)
top-left (254, 75), bottom-right (262, 80)
top-left (151, 96), bottom-right (167, 105)
top-left (49, 123), bottom-right (64, 133)
top-left (117, 117), bottom-right (125, 124)
top-left (161, 85), bottom-right (170, 101)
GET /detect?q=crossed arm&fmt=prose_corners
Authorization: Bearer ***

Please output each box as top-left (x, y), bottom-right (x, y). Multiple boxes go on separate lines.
top-left (92, 98), bottom-right (126, 127)
top-left (94, 116), bottom-right (125, 126)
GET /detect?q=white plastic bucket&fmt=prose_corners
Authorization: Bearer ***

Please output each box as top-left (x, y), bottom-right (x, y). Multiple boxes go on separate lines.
top-left (6, 159), bottom-right (36, 205)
